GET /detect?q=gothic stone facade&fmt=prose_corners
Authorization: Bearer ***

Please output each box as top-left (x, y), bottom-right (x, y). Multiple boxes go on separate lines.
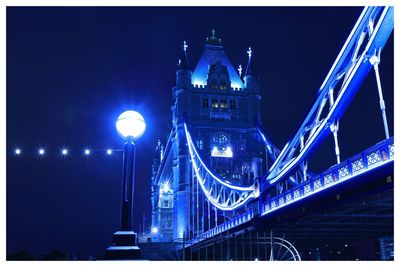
top-left (151, 32), bottom-right (265, 242)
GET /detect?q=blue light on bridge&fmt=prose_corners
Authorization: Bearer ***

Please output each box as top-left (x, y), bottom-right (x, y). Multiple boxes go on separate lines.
top-left (38, 148), bottom-right (45, 155)
top-left (14, 148), bottom-right (21, 155)
top-left (61, 148), bottom-right (68, 156)
top-left (107, 149), bottom-right (113, 155)
top-left (84, 149), bottom-right (91, 155)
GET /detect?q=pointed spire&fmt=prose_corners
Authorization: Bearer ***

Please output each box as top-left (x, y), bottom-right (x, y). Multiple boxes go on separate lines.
top-left (177, 40), bottom-right (189, 70)
top-left (245, 46), bottom-right (255, 76)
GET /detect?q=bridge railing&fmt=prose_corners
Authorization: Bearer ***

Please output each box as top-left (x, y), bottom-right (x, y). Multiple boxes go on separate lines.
top-left (261, 137), bottom-right (394, 216)
top-left (187, 209), bottom-right (255, 245)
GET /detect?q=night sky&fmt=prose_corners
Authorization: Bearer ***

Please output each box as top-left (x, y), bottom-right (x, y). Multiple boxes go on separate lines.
top-left (6, 7), bottom-right (393, 257)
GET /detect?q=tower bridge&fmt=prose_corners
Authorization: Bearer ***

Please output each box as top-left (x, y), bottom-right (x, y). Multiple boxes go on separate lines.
top-left (147, 6), bottom-right (394, 260)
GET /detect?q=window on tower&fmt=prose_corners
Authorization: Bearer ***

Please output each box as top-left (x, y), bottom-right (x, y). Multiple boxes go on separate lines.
top-left (163, 200), bottom-right (169, 208)
top-left (211, 80), bottom-right (217, 89)
top-left (196, 139), bottom-right (204, 150)
top-left (220, 80), bottom-right (227, 90)
top-left (220, 99), bottom-right (228, 108)
top-left (230, 99), bottom-right (236, 110)
top-left (211, 99), bottom-right (218, 108)
top-left (202, 98), bottom-right (209, 108)
top-left (213, 133), bottom-right (228, 144)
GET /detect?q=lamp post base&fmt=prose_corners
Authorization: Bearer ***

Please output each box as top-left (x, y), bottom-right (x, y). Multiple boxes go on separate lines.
top-left (105, 231), bottom-right (141, 260)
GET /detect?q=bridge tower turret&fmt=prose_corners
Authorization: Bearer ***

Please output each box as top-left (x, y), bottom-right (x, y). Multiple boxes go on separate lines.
top-left (244, 47), bottom-right (262, 126)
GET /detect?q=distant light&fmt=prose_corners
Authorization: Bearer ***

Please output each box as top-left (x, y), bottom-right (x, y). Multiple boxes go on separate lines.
top-left (84, 149), bottom-right (91, 155)
top-left (254, 258), bottom-right (258, 261)
top-left (62, 149), bottom-right (68, 155)
top-left (116, 110), bottom-right (146, 139)
top-left (107, 149), bottom-right (112, 155)
top-left (151, 227), bottom-right (158, 234)
top-left (15, 148), bottom-right (21, 155)
top-left (38, 148), bottom-right (45, 155)
top-left (344, 244), bottom-right (348, 247)
top-left (162, 183), bottom-right (170, 193)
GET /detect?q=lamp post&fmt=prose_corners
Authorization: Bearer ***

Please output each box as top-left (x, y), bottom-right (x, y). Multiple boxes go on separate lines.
top-left (106, 110), bottom-right (146, 260)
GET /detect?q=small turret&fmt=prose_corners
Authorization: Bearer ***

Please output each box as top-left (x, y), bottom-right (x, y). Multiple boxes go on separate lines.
top-left (176, 40), bottom-right (192, 89)
top-left (244, 47), bottom-right (259, 93)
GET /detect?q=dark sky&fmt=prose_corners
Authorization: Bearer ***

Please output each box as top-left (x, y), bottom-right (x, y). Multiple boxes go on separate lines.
top-left (6, 7), bottom-right (393, 257)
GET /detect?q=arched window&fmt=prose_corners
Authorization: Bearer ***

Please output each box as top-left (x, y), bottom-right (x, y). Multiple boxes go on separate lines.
top-left (196, 139), bottom-right (204, 150)
top-left (202, 98), bottom-right (209, 108)
top-left (230, 99), bottom-right (236, 110)
top-left (211, 99), bottom-right (218, 108)
top-left (220, 99), bottom-right (228, 108)
top-left (211, 79), bottom-right (217, 89)
top-left (220, 80), bottom-right (227, 90)
top-left (212, 133), bottom-right (228, 145)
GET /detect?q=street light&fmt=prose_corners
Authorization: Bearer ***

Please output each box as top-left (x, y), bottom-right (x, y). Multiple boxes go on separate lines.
top-left (106, 110), bottom-right (146, 260)
top-left (62, 148), bottom-right (68, 156)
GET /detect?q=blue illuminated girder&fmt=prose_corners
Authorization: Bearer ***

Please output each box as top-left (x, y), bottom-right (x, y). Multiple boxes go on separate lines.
top-left (265, 7), bottom-right (393, 186)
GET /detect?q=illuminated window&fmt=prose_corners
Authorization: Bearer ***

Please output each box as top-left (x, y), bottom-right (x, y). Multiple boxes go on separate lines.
top-left (220, 80), bottom-right (227, 90)
top-left (211, 80), bottom-right (217, 89)
top-left (212, 99), bottom-right (218, 108)
top-left (230, 100), bottom-right (236, 110)
top-left (213, 133), bottom-right (228, 144)
top-left (196, 139), bottom-right (204, 150)
top-left (220, 99), bottom-right (228, 108)
top-left (202, 98), bottom-right (209, 108)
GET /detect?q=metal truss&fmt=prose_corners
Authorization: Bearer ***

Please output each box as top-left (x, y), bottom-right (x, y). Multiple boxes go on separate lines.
top-left (257, 126), bottom-right (316, 185)
top-left (184, 123), bottom-right (256, 211)
top-left (261, 137), bottom-right (393, 216)
top-left (265, 7), bottom-right (393, 186)
top-left (191, 136), bottom-right (393, 243)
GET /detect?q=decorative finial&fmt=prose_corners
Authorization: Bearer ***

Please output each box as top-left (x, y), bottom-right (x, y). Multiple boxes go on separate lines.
top-left (247, 47), bottom-right (252, 58)
top-left (238, 64), bottom-right (243, 76)
top-left (182, 40), bottom-right (188, 52)
top-left (206, 29), bottom-right (222, 44)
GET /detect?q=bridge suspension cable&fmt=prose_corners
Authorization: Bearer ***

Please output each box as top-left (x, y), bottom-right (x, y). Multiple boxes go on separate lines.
top-left (184, 123), bottom-right (256, 211)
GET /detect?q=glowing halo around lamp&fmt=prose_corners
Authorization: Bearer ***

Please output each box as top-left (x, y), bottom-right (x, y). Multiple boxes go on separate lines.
top-left (116, 110), bottom-right (146, 139)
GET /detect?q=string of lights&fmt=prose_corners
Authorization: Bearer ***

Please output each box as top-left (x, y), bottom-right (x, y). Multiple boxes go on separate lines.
top-left (10, 147), bottom-right (123, 157)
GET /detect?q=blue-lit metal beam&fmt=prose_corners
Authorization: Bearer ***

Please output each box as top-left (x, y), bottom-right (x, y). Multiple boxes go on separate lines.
top-left (265, 7), bottom-right (393, 185)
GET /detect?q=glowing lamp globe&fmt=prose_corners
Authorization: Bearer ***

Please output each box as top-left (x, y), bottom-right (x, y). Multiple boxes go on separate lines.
top-left (116, 110), bottom-right (146, 139)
